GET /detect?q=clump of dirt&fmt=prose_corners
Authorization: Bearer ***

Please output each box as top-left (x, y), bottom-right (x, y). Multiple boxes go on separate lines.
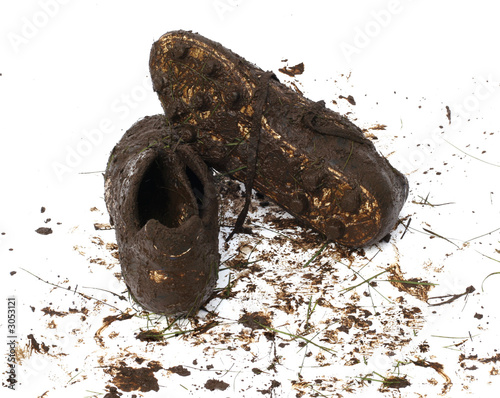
top-left (27, 334), bottom-right (50, 354)
top-left (279, 62), bottom-right (304, 77)
top-left (369, 124), bottom-right (387, 131)
top-left (103, 386), bottom-right (122, 398)
top-left (379, 375), bottom-right (411, 390)
top-left (106, 361), bottom-right (162, 393)
top-left (339, 94), bottom-right (356, 105)
top-left (136, 329), bottom-right (164, 342)
top-left (419, 341), bottom-right (430, 353)
top-left (460, 353), bottom-right (500, 364)
top-left (94, 223), bottom-right (112, 230)
top-left (35, 227), bottom-right (52, 235)
top-left (41, 307), bottom-right (68, 317)
top-left (204, 379), bottom-right (229, 391)
top-left (401, 306), bottom-right (423, 328)
top-left (446, 105), bottom-right (451, 124)
top-left (258, 380), bottom-right (281, 394)
top-left (168, 365), bottom-right (191, 376)
top-left (336, 306), bottom-right (373, 334)
top-left (239, 311), bottom-right (272, 330)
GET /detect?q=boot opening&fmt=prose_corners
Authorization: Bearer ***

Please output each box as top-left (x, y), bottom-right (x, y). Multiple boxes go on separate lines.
top-left (137, 156), bottom-right (194, 229)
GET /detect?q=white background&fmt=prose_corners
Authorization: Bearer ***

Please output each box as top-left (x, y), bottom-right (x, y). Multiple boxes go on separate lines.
top-left (1, 1), bottom-right (500, 397)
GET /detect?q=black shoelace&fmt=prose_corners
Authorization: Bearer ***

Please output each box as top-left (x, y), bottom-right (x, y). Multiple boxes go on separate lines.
top-left (225, 71), bottom-right (274, 242)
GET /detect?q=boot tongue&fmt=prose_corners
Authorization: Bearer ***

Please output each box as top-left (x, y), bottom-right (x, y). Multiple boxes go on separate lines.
top-left (140, 216), bottom-right (202, 257)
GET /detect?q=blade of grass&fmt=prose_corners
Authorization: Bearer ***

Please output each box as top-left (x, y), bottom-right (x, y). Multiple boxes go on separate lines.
top-left (466, 226), bottom-right (500, 243)
top-left (308, 386), bottom-right (330, 398)
top-left (82, 286), bottom-right (127, 301)
top-left (340, 270), bottom-right (388, 294)
top-left (475, 250), bottom-right (500, 263)
top-left (384, 280), bottom-right (437, 287)
top-left (257, 225), bottom-right (298, 243)
top-left (481, 272), bottom-right (500, 291)
top-left (68, 370), bottom-right (84, 384)
top-left (219, 165), bottom-right (247, 176)
top-left (474, 250), bottom-right (500, 291)
top-left (257, 323), bottom-right (335, 354)
top-left (400, 217), bottom-right (411, 240)
top-left (342, 141), bottom-right (354, 170)
top-left (298, 345), bottom-right (309, 377)
top-left (246, 238), bottom-right (264, 262)
top-left (79, 170), bottom-right (105, 175)
top-left (339, 262), bottom-right (393, 304)
top-left (444, 139), bottom-right (500, 167)
top-left (348, 250), bottom-right (384, 311)
top-left (431, 334), bottom-right (479, 339)
top-left (422, 228), bottom-right (459, 248)
top-left (357, 248), bottom-right (381, 273)
top-left (305, 296), bottom-right (318, 328)
top-left (415, 194), bottom-right (455, 207)
top-left (303, 241), bottom-right (329, 267)
top-left (84, 391), bottom-right (104, 397)
top-left (21, 268), bottom-right (122, 312)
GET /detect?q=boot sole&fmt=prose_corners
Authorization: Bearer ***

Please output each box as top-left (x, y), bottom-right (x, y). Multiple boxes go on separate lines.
top-left (149, 30), bottom-right (409, 247)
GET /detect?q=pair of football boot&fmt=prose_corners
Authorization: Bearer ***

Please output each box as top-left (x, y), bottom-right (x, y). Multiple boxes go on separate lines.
top-left (104, 31), bottom-right (408, 315)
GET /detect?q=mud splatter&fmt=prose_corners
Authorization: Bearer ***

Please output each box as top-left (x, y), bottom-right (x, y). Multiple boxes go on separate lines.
top-left (168, 365), bottom-right (191, 376)
top-left (136, 329), bottom-right (165, 342)
top-left (339, 94), bottom-right (356, 105)
top-left (107, 361), bottom-right (162, 393)
top-left (41, 307), bottom-right (68, 317)
top-left (369, 124), bottom-right (387, 131)
top-left (27, 334), bottom-right (50, 354)
top-left (389, 262), bottom-right (433, 302)
top-left (204, 379), bottom-right (229, 391)
top-left (103, 386), bottom-right (121, 398)
top-left (279, 62), bottom-right (304, 77)
top-left (460, 353), bottom-right (500, 364)
top-left (239, 311), bottom-right (272, 330)
top-left (35, 227), bottom-right (52, 235)
top-left (94, 223), bottom-right (112, 230)
top-left (258, 380), bottom-right (281, 394)
top-left (379, 375), bottom-right (411, 390)
top-left (412, 360), bottom-right (452, 395)
top-left (95, 312), bottom-right (133, 347)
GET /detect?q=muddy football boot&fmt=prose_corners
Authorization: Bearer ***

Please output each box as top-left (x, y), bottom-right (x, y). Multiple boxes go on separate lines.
top-left (149, 30), bottom-right (409, 248)
top-left (104, 115), bottom-right (219, 315)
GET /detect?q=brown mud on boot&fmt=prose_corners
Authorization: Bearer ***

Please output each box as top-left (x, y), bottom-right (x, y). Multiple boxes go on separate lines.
top-left (104, 115), bottom-right (219, 315)
top-left (149, 30), bottom-right (409, 248)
